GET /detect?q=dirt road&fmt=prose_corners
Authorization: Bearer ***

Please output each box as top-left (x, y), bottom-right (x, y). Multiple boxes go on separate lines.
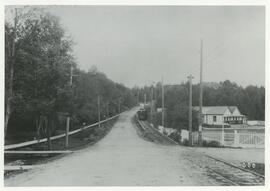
top-left (5, 108), bottom-right (221, 186)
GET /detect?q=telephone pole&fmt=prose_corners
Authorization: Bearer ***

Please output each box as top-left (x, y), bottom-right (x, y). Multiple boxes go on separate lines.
top-left (70, 66), bottom-right (73, 86)
top-left (66, 65), bottom-right (77, 148)
top-left (198, 39), bottom-right (203, 146)
top-left (69, 65), bottom-right (79, 86)
top-left (144, 93), bottom-right (146, 105)
top-left (162, 77), bottom-right (165, 128)
top-left (188, 75), bottom-right (194, 146)
top-left (150, 83), bottom-right (154, 124)
top-left (137, 90), bottom-right (140, 105)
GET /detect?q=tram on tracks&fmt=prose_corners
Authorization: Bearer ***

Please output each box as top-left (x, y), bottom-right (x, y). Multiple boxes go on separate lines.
top-left (137, 108), bottom-right (147, 120)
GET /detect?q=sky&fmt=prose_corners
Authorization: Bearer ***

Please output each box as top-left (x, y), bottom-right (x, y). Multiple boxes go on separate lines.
top-left (48, 6), bottom-right (264, 88)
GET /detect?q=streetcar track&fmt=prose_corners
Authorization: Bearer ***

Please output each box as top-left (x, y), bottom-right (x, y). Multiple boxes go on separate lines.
top-left (205, 167), bottom-right (239, 186)
top-left (205, 154), bottom-right (265, 178)
top-left (135, 116), bottom-right (177, 145)
top-left (203, 154), bottom-right (264, 186)
top-left (134, 116), bottom-right (264, 186)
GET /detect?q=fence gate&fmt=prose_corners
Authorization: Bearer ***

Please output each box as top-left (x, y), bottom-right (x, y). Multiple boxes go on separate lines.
top-left (237, 132), bottom-right (265, 148)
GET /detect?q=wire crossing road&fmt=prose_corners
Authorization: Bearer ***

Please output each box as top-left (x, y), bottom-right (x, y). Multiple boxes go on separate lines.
top-left (5, 108), bottom-right (232, 186)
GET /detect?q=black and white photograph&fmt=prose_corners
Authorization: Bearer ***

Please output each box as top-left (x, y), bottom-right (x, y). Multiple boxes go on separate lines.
top-left (2, 1), bottom-right (269, 189)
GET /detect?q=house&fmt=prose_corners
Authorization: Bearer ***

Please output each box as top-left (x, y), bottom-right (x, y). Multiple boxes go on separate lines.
top-left (193, 106), bottom-right (246, 126)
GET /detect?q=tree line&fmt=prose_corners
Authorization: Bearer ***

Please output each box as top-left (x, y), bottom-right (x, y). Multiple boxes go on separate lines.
top-left (137, 80), bottom-right (265, 131)
top-left (5, 8), bottom-right (137, 142)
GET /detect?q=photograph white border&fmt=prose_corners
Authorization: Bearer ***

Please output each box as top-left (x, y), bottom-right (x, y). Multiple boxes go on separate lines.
top-left (0, 1), bottom-right (269, 191)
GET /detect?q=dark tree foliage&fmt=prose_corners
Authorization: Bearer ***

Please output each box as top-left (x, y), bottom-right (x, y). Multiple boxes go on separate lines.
top-left (5, 8), bottom-right (137, 142)
top-left (139, 80), bottom-right (264, 131)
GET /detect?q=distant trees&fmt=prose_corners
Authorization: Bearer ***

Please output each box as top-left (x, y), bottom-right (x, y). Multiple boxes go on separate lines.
top-left (5, 7), bottom-right (137, 142)
top-left (139, 80), bottom-right (265, 131)
top-left (71, 69), bottom-right (137, 126)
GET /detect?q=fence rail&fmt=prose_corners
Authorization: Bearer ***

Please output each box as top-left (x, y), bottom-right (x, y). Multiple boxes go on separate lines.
top-left (4, 112), bottom-right (125, 150)
top-left (238, 133), bottom-right (264, 148)
top-left (181, 129), bottom-right (264, 148)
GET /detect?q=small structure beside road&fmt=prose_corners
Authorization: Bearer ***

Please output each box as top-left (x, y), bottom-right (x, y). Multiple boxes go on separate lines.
top-left (157, 126), bottom-right (177, 136)
top-left (193, 106), bottom-right (246, 126)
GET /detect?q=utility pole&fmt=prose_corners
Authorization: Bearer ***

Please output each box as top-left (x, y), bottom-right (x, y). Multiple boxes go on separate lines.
top-left (98, 95), bottom-right (101, 128)
top-left (65, 65), bottom-right (76, 148)
top-left (188, 75), bottom-right (194, 146)
top-left (69, 65), bottom-right (79, 86)
top-left (153, 82), bottom-right (156, 125)
top-left (70, 66), bottom-right (73, 85)
top-left (198, 39), bottom-right (203, 146)
top-left (65, 65), bottom-right (79, 148)
top-left (137, 90), bottom-right (139, 105)
top-left (144, 93), bottom-right (146, 106)
top-left (150, 84), bottom-right (154, 124)
top-left (162, 77), bottom-right (165, 128)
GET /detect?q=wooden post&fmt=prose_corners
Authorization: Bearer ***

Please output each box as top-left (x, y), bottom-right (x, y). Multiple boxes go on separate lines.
top-left (254, 132), bottom-right (257, 148)
top-left (234, 130), bottom-right (239, 147)
top-left (65, 116), bottom-right (70, 148)
top-left (221, 124), bottom-right (225, 146)
top-left (46, 118), bottom-right (51, 150)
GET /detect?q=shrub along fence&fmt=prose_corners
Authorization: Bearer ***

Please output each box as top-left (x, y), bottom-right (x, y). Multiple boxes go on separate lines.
top-left (181, 128), bottom-right (264, 148)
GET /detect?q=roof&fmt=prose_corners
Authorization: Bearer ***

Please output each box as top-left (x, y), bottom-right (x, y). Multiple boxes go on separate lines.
top-left (228, 106), bottom-right (237, 113)
top-left (193, 106), bottom-right (240, 115)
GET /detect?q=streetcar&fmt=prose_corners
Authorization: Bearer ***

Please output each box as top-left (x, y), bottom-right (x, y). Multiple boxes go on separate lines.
top-left (137, 109), bottom-right (147, 120)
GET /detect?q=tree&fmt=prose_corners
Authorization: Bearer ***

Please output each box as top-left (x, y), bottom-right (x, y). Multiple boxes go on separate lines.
top-left (5, 7), bottom-right (138, 144)
top-left (5, 8), bottom-right (18, 138)
top-left (139, 80), bottom-right (265, 131)
top-left (5, 7), bottom-right (74, 142)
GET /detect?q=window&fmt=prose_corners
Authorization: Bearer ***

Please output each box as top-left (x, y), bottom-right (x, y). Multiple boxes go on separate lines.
top-left (213, 116), bottom-right (217, 122)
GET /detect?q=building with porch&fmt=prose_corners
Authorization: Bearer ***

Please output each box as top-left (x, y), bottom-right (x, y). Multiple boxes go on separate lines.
top-left (193, 106), bottom-right (246, 126)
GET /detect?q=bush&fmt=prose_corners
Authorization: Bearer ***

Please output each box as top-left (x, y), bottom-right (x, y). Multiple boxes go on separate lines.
top-left (182, 139), bottom-right (189, 146)
top-left (202, 140), bottom-right (221, 147)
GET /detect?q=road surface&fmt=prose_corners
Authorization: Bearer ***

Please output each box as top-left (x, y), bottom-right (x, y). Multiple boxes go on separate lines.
top-left (5, 108), bottom-right (220, 186)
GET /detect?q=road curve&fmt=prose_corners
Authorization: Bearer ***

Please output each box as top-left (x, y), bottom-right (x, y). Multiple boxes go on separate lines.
top-left (5, 108), bottom-right (219, 186)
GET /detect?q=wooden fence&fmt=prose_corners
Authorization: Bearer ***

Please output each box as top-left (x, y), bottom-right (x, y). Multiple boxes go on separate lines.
top-left (181, 128), bottom-right (264, 148)
top-left (4, 111), bottom-right (126, 150)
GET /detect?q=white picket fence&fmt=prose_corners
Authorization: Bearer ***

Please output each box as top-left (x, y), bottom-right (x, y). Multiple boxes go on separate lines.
top-left (237, 132), bottom-right (264, 148)
top-left (181, 129), bottom-right (264, 148)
